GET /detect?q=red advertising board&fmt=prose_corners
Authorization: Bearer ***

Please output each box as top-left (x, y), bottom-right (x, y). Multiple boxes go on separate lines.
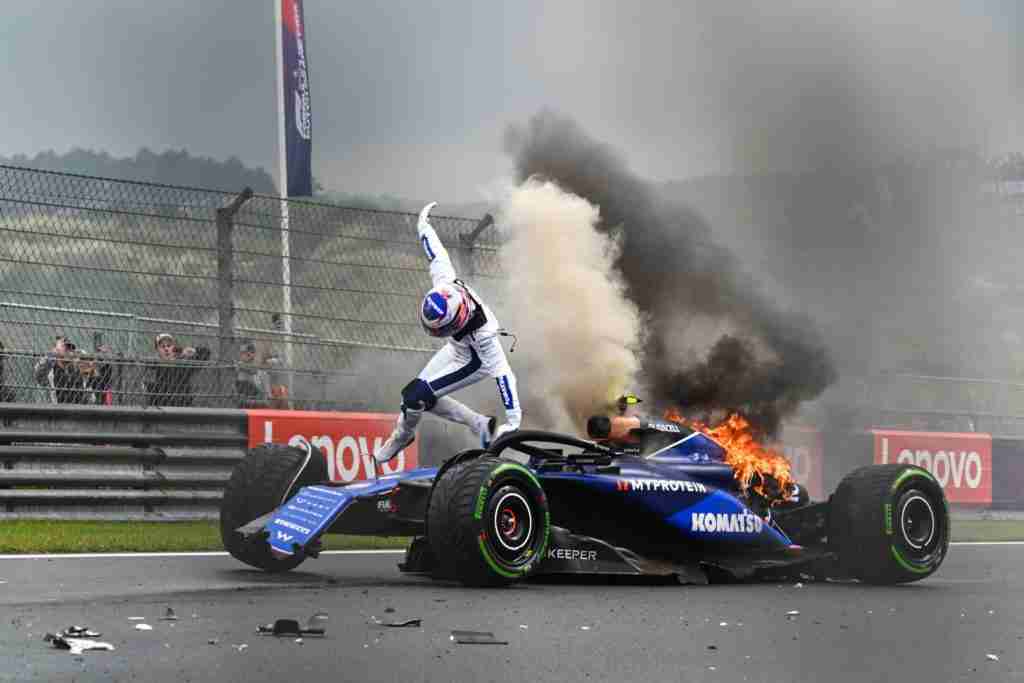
top-left (873, 430), bottom-right (991, 505)
top-left (773, 427), bottom-right (824, 501)
top-left (247, 410), bottom-right (418, 483)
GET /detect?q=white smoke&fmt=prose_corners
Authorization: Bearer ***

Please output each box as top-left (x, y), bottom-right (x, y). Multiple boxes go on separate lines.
top-left (496, 178), bottom-right (642, 432)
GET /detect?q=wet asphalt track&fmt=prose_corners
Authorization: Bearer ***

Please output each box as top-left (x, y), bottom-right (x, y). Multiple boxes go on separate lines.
top-left (0, 544), bottom-right (1022, 683)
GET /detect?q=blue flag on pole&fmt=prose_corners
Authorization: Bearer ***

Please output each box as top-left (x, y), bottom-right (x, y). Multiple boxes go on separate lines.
top-left (280, 0), bottom-right (312, 197)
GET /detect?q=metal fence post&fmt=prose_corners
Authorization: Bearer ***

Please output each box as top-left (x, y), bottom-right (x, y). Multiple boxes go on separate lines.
top-left (457, 213), bottom-right (494, 275)
top-left (216, 188), bottom-right (254, 404)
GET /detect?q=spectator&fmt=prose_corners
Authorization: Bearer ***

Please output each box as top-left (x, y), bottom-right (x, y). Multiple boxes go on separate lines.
top-left (76, 352), bottom-right (114, 405)
top-left (95, 341), bottom-right (121, 403)
top-left (0, 341), bottom-right (15, 403)
top-left (264, 349), bottom-right (292, 410)
top-left (33, 336), bottom-right (85, 404)
top-left (235, 340), bottom-right (270, 408)
top-left (143, 332), bottom-right (211, 407)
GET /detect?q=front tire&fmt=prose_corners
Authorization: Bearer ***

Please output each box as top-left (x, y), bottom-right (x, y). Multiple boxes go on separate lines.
top-left (427, 458), bottom-right (550, 586)
top-left (219, 443), bottom-right (326, 572)
top-left (829, 464), bottom-right (949, 584)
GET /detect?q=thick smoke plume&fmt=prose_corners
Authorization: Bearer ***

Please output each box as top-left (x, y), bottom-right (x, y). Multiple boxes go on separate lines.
top-left (504, 112), bottom-right (836, 436)
top-left (496, 179), bottom-right (642, 430)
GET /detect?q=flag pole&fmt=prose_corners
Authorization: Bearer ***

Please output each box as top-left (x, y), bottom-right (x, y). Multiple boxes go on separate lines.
top-left (274, 0), bottom-right (294, 391)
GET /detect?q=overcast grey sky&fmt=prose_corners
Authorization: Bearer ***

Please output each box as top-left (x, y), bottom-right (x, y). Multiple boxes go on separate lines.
top-left (1, 1), bottom-right (1020, 202)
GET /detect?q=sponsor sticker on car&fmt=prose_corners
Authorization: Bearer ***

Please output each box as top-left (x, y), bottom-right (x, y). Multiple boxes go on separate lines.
top-left (690, 512), bottom-right (764, 534)
top-left (546, 548), bottom-right (598, 561)
top-left (616, 478), bottom-right (708, 493)
top-left (266, 485), bottom-right (355, 555)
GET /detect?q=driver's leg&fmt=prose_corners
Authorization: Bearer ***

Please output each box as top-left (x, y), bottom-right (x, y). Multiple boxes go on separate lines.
top-left (418, 344), bottom-right (491, 442)
top-left (432, 395), bottom-right (491, 440)
top-left (373, 377), bottom-right (434, 464)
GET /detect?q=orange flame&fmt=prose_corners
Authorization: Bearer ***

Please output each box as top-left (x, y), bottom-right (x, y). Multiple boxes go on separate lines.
top-left (665, 408), bottom-right (794, 501)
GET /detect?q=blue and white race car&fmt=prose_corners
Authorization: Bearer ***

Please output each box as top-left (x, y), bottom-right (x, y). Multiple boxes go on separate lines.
top-left (220, 414), bottom-right (949, 586)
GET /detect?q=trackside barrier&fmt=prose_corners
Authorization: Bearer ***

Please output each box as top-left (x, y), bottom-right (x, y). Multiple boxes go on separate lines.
top-left (817, 428), bottom-right (1022, 510)
top-left (0, 403), bottom-right (248, 520)
top-left (0, 403), bottom-right (439, 521)
top-left (3, 403), bottom-right (1023, 520)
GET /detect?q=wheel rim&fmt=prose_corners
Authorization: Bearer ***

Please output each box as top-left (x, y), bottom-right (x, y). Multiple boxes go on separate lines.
top-left (893, 487), bottom-right (945, 567)
top-left (484, 484), bottom-right (538, 567)
top-left (899, 494), bottom-right (936, 550)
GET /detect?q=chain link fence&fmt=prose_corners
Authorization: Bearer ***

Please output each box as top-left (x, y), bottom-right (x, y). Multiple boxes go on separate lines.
top-left (0, 164), bottom-right (503, 411)
top-left (5, 163), bottom-right (1024, 436)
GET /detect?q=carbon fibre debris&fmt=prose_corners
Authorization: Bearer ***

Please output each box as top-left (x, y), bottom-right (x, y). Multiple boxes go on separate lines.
top-left (450, 630), bottom-right (508, 645)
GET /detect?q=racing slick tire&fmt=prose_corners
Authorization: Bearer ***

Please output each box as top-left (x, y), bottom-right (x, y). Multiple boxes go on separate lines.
top-left (829, 464), bottom-right (949, 584)
top-left (427, 457), bottom-right (550, 587)
top-left (219, 443), bottom-right (326, 572)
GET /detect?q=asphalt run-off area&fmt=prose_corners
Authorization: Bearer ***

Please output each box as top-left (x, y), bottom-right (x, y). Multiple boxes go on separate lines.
top-left (1, 544), bottom-right (1022, 682)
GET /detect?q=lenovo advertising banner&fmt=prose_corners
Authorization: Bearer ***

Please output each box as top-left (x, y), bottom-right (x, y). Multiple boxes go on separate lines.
top-left (873, 430), bottom-right (991, 505)
top-left (247, 410), bottom-right (418, 483)
top-left (279, 0), bottom-right (312, 197)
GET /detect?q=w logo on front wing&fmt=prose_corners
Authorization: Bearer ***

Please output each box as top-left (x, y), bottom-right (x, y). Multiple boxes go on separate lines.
top-left (275, 531), bottom-right (294, 543)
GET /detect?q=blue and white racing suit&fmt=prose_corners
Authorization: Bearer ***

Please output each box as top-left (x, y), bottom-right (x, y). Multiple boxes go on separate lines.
top-left (374, 204), bottom-right (522, 463)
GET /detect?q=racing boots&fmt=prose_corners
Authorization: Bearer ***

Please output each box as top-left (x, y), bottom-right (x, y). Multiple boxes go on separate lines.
top-left (374, 425), bottom-right (415, 464)
top-left (480, 417), bottom-right (518, 449)
top-left (481, 416), bottom-right (497, 448)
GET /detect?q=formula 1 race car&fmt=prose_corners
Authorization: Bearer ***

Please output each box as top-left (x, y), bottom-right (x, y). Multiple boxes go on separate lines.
top-left (219, 414), bottom-right (950, 586)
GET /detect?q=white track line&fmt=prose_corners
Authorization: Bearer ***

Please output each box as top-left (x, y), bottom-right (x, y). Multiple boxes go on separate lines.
top-left (950, 541), bottom-right (1024, 546)
top-left (0, 543), bottom-right (1021, 561)
top-left (0, 550), bottom-right (405, 560)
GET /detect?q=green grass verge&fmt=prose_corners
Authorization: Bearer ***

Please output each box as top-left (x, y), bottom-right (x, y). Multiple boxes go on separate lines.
top-left (0, 519), bottom-right (1021, 555)
top-left (0, 520), bottom-right (409, 554)
top-left (950, 519), bottom-right (1024, 543)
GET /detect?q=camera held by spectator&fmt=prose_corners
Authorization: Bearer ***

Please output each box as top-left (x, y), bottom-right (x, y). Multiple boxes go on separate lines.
top-left (33, 336), bottom-right (85, 404)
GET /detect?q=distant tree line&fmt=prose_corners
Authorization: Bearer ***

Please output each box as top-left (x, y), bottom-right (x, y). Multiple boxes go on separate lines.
top-left (0, 148), bottom-right (277, 195)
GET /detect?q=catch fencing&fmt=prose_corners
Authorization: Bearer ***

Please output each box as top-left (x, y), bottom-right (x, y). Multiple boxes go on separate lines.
top-left (0, 164), bottom-right (502, 411)
top-left (4, 164), bottom-right (1024, 437)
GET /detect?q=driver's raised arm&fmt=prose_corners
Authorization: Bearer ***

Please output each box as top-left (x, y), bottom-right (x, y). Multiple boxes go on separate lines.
top-left (416, 202), bottom-right (457, 286)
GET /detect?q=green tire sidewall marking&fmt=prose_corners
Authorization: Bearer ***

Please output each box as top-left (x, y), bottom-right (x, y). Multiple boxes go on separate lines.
top-left (890, 544), bottom-right (932, 574)
top-left (473, 461), bottom-right (550, 577)
top-left (891, 467), bottom-right (935, 493)
top-left (477, 536), bottom-right (522, 578)
top-left (477, 514), bottom-right (551, 579)
top-left (474, 462), bottom-right (543, 521)
top-left (888, 468), bottom-right (939, 572)
top-left (474, 484), bottom-right (488, 520)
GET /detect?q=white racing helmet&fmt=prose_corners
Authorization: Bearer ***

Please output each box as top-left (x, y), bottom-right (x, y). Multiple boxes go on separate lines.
top-left (420, 283), bottom-right (475, 338)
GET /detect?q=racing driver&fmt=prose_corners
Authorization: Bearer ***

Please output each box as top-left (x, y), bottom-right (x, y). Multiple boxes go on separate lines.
top-left (374, 202), bottom-right (522, 464)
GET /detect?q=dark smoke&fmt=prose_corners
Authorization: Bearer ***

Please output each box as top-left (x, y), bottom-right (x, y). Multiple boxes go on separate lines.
top-left (505, 111), bottom-right (836, 436)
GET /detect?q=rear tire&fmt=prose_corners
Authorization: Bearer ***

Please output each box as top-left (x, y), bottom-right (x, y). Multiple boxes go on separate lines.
top-left (219, 443), bottom-right (326, 572)
top-left (829, 464), bottom-right (949, 584)
top-left (427, 457), bottom-right (550, 586)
